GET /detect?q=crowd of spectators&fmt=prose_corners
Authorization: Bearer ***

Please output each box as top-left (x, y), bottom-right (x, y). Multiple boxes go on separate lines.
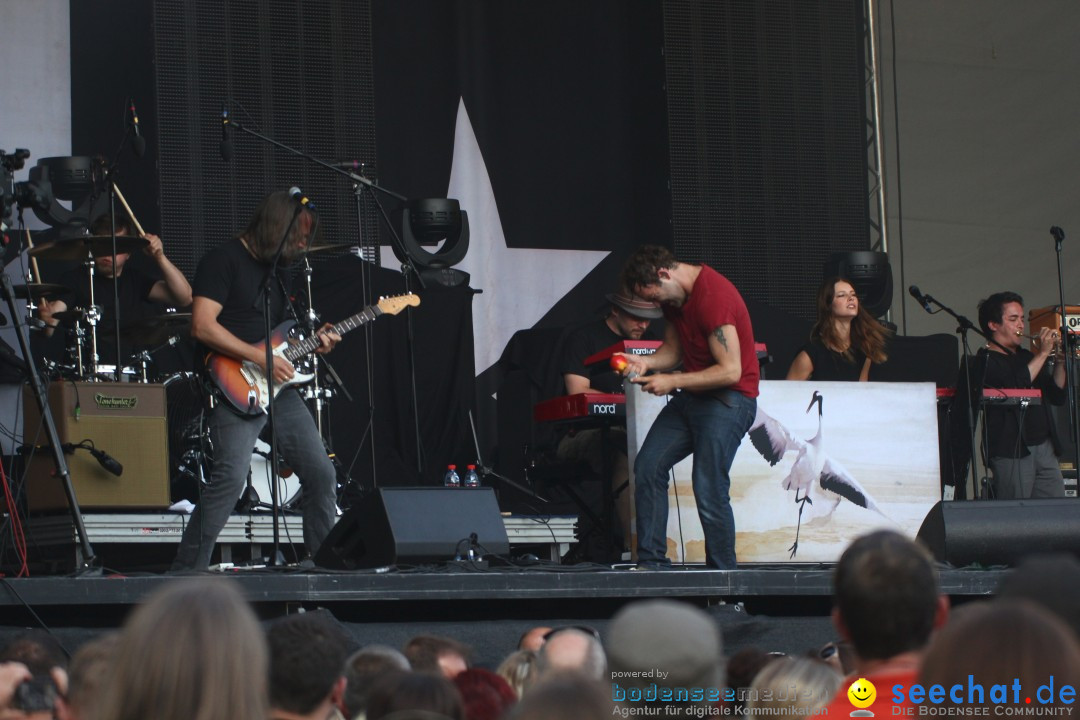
top-left (0, 530), bottom-right (1077, 720)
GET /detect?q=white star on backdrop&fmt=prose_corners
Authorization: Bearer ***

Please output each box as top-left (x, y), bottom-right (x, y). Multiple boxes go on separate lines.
top-left (384, 97), bottom-right (608, 375)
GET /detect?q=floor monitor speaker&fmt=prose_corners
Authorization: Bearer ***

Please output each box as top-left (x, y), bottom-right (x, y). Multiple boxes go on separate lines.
top-left (917, 499), bottom-right (1080, 567)
top-left (315, 487), bottom-right (510, 569)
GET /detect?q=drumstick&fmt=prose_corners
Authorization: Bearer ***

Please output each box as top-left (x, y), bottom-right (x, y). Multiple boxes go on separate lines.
top-left (23, 227), bottom-right (43, 284)
top-left (112, 182), bottom-right (147, 237)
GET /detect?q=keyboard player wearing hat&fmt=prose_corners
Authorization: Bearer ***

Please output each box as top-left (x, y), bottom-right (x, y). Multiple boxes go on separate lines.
top-left (556, 289), bottom-right (663, 556)
top-left (976, 291), bottom-right (1066, 499)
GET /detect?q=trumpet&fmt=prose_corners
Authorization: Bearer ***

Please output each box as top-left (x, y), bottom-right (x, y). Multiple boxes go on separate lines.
top-left (1018, 329), bottom-right (1065, 364)
top-left (1016, 330), bottom-right (1060, 342)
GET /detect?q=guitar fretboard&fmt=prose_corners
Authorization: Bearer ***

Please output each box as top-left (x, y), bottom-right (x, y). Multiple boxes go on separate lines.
top-left (283, 305), bottom-right (383, 362)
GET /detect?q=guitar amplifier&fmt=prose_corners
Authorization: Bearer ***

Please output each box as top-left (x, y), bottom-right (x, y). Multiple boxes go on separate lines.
top-left (22, 382), bottom-right (170, 511)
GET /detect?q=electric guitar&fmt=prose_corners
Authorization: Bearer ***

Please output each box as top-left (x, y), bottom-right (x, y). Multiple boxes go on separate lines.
top-left (205, 293), bottom-right (419, 415)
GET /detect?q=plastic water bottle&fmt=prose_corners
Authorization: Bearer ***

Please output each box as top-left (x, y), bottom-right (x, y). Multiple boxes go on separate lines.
top-left (443, 464), bottom-right (461, 488)
top-left (464, 464), bottom-right (480, 489)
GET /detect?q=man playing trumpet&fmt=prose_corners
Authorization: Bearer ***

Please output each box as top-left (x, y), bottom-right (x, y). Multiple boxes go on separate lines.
top-left (976, 291), bottom-right (1067, 499)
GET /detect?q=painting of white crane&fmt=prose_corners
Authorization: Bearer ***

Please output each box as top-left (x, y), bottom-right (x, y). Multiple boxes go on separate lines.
top-left (748, 390), bottom-right (884, 558)
top-left (625, 380), bottom-right (941, 564)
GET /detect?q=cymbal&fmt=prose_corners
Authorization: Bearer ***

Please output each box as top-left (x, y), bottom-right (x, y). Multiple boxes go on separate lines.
top-left (53, 308), bottom-right (92, 323)
top-left (119, 313), bottom-right (192, 345)
top-left (0, 283), bottom-right (68, 300)
top-left (29, 235), bottom-right (149, 261)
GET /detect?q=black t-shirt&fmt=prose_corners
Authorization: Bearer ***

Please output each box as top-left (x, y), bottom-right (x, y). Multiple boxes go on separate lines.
top-left (55, 258), bottom-right (163, 365)
top-left (978, 347), bottom-right (1064, 458)
top-left (558, 318), bottom-right (658, 395)
top-left (59, 259), bottom-right (160, 326)
top-left (801, 338), bottom-right (866, 381)
top-left (193, 238), bottom-right (291, 344)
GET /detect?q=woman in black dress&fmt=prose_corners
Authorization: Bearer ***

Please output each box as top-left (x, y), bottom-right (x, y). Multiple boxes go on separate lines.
top-left (787, 277), bottom-right (890, 381)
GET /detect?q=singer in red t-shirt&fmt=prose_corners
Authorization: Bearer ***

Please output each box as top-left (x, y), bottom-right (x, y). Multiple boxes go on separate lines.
top-left (615, 245), bottom-right (759, 570)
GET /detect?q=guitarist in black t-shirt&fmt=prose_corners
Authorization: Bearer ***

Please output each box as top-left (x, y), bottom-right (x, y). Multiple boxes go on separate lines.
top-left (172, 190), bottom-right (342, 571)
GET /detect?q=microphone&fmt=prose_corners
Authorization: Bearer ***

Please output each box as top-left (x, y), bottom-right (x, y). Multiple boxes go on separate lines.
top-left (1050, 226), bottom-right (1065, 243)
top-left (908, 285), bottom-right (933, 313)
top-left (88, 447), bottom-right (123, 477)
top-left (219, 104), bottom-right (232, 161)
top-left (289, 186), bottom-right (316, 211)
top-left (128, 98), bottom-right (146, 158)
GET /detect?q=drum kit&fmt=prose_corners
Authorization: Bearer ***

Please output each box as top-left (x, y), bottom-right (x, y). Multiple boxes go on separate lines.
top-left (21, 233), bottom-right (188, 383)
top-left (12, 192), bottom-right (352, 512)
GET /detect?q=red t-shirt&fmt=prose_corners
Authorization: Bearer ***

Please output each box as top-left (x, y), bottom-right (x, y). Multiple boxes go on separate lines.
top-left (663, 265), bottom-right (759, 399)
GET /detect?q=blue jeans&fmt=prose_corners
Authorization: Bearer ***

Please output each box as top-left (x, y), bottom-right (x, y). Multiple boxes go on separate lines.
top-left (634, 390), bottom-right (756, 569)
top-left (172, 388), bottom-right (338, 570)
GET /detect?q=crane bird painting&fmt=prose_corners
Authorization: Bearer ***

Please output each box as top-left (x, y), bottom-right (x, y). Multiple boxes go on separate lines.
top-left (748, 391), bottom-right (884, 558)
top-left (624, 380), bottom-right (941, 564)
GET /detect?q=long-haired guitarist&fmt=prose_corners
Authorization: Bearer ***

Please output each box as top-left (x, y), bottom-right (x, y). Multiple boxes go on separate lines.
top-left (172, 190), bottom-right (342, 571)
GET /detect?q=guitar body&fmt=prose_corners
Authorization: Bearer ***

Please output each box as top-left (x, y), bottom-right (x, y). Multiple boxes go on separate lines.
top-left (206, 321), bottom-right (314, 415)
top-left (204, 294), bottom-right (419, 415)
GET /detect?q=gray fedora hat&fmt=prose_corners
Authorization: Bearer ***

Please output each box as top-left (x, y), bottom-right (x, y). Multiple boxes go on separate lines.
top-left (606, 290), bottom-right (662, 319)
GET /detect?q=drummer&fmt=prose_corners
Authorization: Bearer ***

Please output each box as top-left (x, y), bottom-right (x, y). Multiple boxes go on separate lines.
top-left (37, 213), bottom-right (193, 367)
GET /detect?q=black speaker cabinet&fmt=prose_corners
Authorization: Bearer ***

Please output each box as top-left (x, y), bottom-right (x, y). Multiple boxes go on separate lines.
top-left (917, 499), bottom-right (1080, 567)
top-left (314, 487), bottom-right (510, 569)
top-left (23, 382), bottom-right (170, 511)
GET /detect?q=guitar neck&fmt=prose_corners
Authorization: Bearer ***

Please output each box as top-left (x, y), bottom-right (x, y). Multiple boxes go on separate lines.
top-left (282, 305), bottom-right (382, 362)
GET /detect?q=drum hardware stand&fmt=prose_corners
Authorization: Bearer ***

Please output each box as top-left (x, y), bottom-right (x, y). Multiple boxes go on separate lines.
top-left (299, 254), bottom-right (330, 436)
top-left (127, 335), bottom-right (179, 383)
top-left (78, 253), bottom-right (105, 381)
top-left (71, 315), bottom-right (87, 379)
top-left (0, 272), bottom-right (99, 573)
top-left (297, 255), bottom-right (363, 507)
top-left (235, 468), bottom-right (273, 514)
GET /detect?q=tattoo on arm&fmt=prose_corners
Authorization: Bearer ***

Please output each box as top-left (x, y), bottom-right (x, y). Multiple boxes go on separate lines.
top-left (713, 326), bottom-right (728, 352)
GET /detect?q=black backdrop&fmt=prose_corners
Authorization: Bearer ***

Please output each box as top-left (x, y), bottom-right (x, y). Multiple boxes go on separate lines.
top-left (67, 0), bottom-right (868, 487)
top-left (311, 261), bottom-right (476, 489)
top-left (663, 0), bottom-right (870, 322)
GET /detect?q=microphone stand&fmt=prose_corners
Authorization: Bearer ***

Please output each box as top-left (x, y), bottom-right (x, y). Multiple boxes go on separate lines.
top-left (341, 164), bottom-right (379, 487)
top-left (914, 290), bottom-right (997, 498)
top-left (0, 272), bottom-right (99, 573)
top-left (260, 203), bottom-right (303, 566)
top-left (1049, 227), bottom-right (1080, 486)
top-left (349, 177), bottom-right (427, 480)
top-left (467, 410), bottom-right (545, 501)
top-left (226, 117), bottom-right (427, 482)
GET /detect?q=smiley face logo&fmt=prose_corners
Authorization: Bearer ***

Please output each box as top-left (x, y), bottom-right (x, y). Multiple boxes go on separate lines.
top-left (847, 677), bottom-right (876, 709)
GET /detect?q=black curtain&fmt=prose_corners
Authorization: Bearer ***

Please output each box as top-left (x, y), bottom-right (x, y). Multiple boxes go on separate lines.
top-left (313, 259), bottom-right (476, 489)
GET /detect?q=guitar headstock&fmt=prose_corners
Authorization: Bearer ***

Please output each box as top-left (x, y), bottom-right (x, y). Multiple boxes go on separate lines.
top-left (376, 293), bottom-right (421, 316)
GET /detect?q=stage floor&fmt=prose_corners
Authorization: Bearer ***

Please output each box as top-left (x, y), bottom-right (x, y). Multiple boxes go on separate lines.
top-left (0, 511), bottom-right (1009, 633)
top-left (12, 511), bottom-right (580, 572)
